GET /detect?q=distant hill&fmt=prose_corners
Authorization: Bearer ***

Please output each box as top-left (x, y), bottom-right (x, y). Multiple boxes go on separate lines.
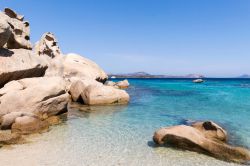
top-left (109, 72), bottom-right (205, 78)
top-left (238, 74), bottom-right (250, 78)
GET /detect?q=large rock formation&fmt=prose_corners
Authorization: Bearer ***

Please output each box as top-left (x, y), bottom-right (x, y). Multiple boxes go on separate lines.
top-left (62, 53), bottom-right (108, 82)
top-left (69, 78), bottom-right (129, 105)
top-left (0, 77), bottom-right (70, 119)
top-left (0, 7), bottom-right (130, 140)
top-left (34, 32), bottom-right (61, 58)
top-left (153, 121), bottom-right (250, 164)
top-left (0, 49), bottom-right (48, 87)
top-left (43, 52), bottom-right (108, 83)
top-left (81, 84), bottom-right (130, 105)
top-left (1, 8), bottom-right (32, 49)
top-left (69, 78), bottom-right (102, 102)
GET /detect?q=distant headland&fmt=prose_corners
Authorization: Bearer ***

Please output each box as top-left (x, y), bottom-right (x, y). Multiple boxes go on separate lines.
top-left (109, 72), bottom-right (205, 79)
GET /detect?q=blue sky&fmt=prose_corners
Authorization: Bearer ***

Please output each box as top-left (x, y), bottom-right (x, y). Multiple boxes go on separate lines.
top-left (0, 0), bottom-right (250, 77)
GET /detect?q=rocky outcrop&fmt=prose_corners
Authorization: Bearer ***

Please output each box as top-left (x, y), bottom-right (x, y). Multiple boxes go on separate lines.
top-left (34, 32), bottom-right (61, 58)
top-left (1, 8), bottom-right (32, 49)
top-left (69, 78), bottom-right (130, 105)
top-left (153, 121), bottom-right (250, 164)
top-left (0, 7), bottom-right (130, 141)
top-left (0, 49), bottom-right (48, 87)
top-left (62, 53), bottom-right (108, 82)
top-left (0, 77), bottom-right (70, 119)
top-left (0, 18), bottom-right (11, 47)
top-left (105, 79), bottom-right (130, 89)
top-left (191, 121), bottom-right (227, 142)
top-left (44, 53), bottom-right (108, 83)
top-left (104, 81), bottom-right (117, 87)
top-left (115, 79), bottom-right (129, 89)
top-left (69, 78), bottom-right (102, 102)
top-left (81, 84), bottom-right (130, 105)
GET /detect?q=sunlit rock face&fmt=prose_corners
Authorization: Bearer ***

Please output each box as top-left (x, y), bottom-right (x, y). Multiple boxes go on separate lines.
top-left (1, 8), bottom-right (32, 50)
top-left (34, 32), bottom-right (62, 58)
top-left (153, 121), bottom-right (250, 164)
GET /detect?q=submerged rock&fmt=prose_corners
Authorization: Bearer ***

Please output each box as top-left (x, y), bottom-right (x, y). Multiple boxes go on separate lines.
top-left (45, 116), bottom-right (61, 126)
top-left (0, 131), bottom-right (22, 145)
top-left (153, 121), bottom-right (250, 164)
top-left (0, 49), bottom-right (48, 87)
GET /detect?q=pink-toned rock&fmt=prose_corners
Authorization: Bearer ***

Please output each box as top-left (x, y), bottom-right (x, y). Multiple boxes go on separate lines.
top-left (69, 79), bottom-right (102, 102)
top-left (115, 79), bottom-right (129, 89)
top-left (34, 32), bottom-right (61, 58)
top-left (11, 116), bottom-right (49, 134)
top-left (2, 8), bottom-right (32, 49)
top-left (81, 84), bottom-right (129, 105)
top-left (0, 77), bottom-right (70, 117)
top-left (0, 49), bottom-right (48, 87)
top-left (153, 121), bottom-right (250, 164)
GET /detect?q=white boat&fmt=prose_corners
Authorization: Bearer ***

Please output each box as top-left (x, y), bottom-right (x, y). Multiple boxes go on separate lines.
top-left (111, 76), bottom-right (116, 79)
top-left (193, 79), bottom-right (204, 83)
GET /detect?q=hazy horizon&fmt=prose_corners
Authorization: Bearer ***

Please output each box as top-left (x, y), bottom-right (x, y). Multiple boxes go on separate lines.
top-left (1, 0), bottom-right (249, 77)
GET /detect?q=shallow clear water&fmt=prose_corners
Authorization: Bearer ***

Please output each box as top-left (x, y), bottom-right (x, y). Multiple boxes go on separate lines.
top-left (0, 78), bottom-right (250, 166)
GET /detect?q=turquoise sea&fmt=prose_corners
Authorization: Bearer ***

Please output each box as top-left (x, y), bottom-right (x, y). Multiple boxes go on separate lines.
top-left (0, 78), bottom-right (250, 166)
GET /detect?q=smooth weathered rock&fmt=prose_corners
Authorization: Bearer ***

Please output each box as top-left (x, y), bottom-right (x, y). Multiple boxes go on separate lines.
top-left (104, 79), bottom-right (129, 89)
top-left (69, 78), bottom-right (102, 102)
top-left (2, 8), bottom-right (32, 49)
top-left (0, 112), bottom-right (38, 130)
top-left (153, 122), bottom-right (250, 164)
top-left (0, 18), bottom-right (11, 47)
top-left (0, 131), bottom-right (21, 145)
top-left (0, 77), bottom-right (70, 118)
top-left (45, 116), bottom-right (61, 126)
top-left (0, 49), bottom-right (48, 87)
top-left (115, 79), bottom-right (129, 89)
top-left (62, 53), bottom-right (108, 82)
top-left (34, 32), bottom-right (61, 58)
top-left (81, 84), bottom-right (129, 105)
top-left (45, 53), bottom-right (108, 83)
top-left (104, 81), bottom-right (116, 86)
top-left (11, 116), bottom-right (49, 134)
top-left (191, 121), bottom-right (227, 142)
